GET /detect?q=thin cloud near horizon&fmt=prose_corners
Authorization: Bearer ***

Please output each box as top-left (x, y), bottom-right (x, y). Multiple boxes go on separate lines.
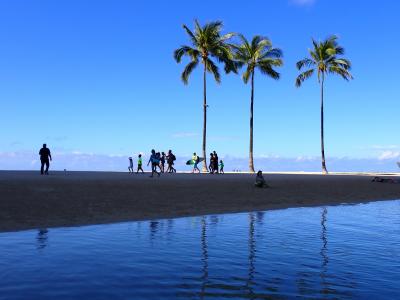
top-left (290, 0), bottom-right (316, 6)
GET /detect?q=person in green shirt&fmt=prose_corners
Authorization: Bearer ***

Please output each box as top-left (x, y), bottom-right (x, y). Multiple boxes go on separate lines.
top-left (192, 152), bottom-right (200, 173)
top-left (136, 154), bottom-right (144, 174)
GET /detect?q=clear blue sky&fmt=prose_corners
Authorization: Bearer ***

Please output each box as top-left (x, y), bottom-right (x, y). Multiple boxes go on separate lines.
top-left (0, 0), bottom-right (399, 170)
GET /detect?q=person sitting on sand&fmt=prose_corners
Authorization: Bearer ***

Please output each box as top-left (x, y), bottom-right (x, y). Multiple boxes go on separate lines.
top-left (136, 154), bottom-right (144, 174)
top-left (371, 176), bottom-right (400, 183)
top-left (255, 170), bottom-right (269, 188)
top-left (219, 160), bottom-right (224, 174)
top-left (128, 157), bottom-right (133, 174)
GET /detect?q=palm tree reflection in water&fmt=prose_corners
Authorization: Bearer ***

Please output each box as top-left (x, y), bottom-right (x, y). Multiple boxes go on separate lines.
top-left (36, 228), bottom-right (48, 250)
top-left (246, 213), bottom-right (256, 296)
top-left (320, 208), bottom-right (329, 291)
top-left (200, 216), bottom-right (208, 299)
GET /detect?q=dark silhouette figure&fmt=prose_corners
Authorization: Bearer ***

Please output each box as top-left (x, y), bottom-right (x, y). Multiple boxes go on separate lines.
top-left (39, 144), bottom-right (52, 175)
top-left (160, 152), bottom-right (166, 173)
top-left (166, 150), bottom-right (176, 173)
top-left (213, 151), bottom-right (219, 174)
top-left (208, 153), bottom-right (214, 173)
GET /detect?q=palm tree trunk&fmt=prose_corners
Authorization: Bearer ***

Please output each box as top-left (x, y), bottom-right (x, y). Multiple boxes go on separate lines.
top-left (320, 75), bottom-right (328, 174)
top-left (202, 62), bottom-right (208, 173)
top-left (249, 71), bottom-right (255, 173)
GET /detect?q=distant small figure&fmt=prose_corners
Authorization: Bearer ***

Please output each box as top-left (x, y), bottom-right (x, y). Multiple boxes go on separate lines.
top-left (128, 157), bottom-right (134, 173)
top-left (255, 170), bottom-right (269, 188)
top-left (219, 160), bottom-right (224, 174)
top-left (147, 149), bottom-right (160, 177)
top-left (136, 154), bottom-right (144, 174)
top-left (166, 150), bottom-right (176, 173)
top-left (192, 152), bottom-right (200, 173)
top-left (39, 143), bottom-right (52, 175)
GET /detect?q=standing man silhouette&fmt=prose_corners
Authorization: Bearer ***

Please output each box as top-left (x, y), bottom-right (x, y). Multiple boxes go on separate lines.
top-left (39, 144), bottom-right (52, 175)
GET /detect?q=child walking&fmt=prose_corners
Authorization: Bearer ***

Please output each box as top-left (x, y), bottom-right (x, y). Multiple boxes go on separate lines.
top-left (128, 157), bottom-right (134, 174)
top-left (136, 154), bottom-right (144, 174)
top-left (219, 160), bottom-right (224, 174)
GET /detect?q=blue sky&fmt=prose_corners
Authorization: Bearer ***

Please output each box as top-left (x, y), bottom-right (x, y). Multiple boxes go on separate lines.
top-left (0, 0), bottom-right (399, 171)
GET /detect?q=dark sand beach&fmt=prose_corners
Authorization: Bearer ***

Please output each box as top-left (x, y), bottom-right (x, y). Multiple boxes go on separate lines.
top-left (1, 170), bottom-right (400, 232)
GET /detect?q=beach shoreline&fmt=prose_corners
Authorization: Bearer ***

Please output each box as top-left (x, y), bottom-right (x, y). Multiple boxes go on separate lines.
top-left (1, 170), bottom-right (400, 233)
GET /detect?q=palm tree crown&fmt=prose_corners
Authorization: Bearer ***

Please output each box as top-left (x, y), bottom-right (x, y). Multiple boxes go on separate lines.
top-left (173, 20), bottom-right (236, 84)
top-left (296, 35), bottom-right (352, 86)
top-left (232, 35), bottom-right (283, 83)
top-left (232, 34), bottom-right (283, 172)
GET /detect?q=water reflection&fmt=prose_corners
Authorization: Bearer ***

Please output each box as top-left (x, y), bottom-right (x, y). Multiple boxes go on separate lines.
top-left (1, 200), bottom-right (399, 300)
top-left (149, 221), bottom-right (159, 240)
top-left (36, 228), bottom-right (48, 250)
top-left (320, 208), bottom-right (329, 295)
top-left (200, 216), bottom-right (208, 299)
top-left (246, 213), bottom-right (256, 296)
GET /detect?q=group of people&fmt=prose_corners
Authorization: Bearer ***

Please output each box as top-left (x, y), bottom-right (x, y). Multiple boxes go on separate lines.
top-left (129, 150), bottom-right (177, 177)
top-left (190, 151), bottom-right (224, 174)
top-left (37, 144), bottom-right (269, 188)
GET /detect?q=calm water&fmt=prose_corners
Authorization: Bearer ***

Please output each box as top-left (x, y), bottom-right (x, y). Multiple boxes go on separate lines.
top-left (1, 200), bottom-right (399, 300)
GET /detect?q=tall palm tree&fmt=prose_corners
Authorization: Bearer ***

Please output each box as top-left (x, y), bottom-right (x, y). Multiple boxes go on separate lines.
top-left (296, 35), bottom-right (352, 174)
top-left (232, 35), bottom-right (283, 173)
top-left (174, 20), bottom-right (236, 172)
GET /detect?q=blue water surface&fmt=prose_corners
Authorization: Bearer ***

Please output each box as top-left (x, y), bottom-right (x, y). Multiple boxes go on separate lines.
top-left (1, 200), bottom-right (399, 299)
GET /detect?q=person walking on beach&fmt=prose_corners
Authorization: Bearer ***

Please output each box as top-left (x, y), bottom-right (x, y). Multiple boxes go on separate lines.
top-left (39, 144), bottom-right (52, 175)
top-left (213, 151), bottom-right (219, 174)
top-left (160, 152), bottom-right (166, 173)
top-left (219, 159), bottom-right (225, 174)
top-left (166, 150), bottom-right (176, 173)
top-left (128, 157), bottom-right (134, 173)
top-left (136, 154), bottom-right (144, 174)
top-left (208, 153), bottom-right (214, 173)
top-left (147, 149), bottom-right (160, 177)
top-left (192, 152), bottom-right (200, 173)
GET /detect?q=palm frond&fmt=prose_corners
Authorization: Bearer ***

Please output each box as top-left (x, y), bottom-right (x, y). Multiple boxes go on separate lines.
top-left (296, 58), bottom-right (315, 70)
top-left (242, 65), bottom-right (252, 84)
top-left (295, 69), bottom-right (314, 87)
top-left (182, 24), bottom-right (198, 46)
top-left (258, 62), bottom-right (280, 80)
top-left (173, 46), bottom-right (199, 63)
top-left (205, 58), bottom-right (221, 83)
top-left (328, 66), bottom-right (353, 80)
top-left (181, 60), bottom-right (199, 85)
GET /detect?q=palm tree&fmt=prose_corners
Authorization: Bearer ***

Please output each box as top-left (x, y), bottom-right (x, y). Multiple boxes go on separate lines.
top-left (296, 35), bottom-right (352, 174)
top-left (174, 20), bottom-right (236, 172)
top-left (232, 35), bottom-right (283, 173)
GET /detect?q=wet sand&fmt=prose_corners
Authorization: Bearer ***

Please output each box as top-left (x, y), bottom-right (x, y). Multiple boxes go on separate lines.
top-left (1, 170), bottom-right (400, 232)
